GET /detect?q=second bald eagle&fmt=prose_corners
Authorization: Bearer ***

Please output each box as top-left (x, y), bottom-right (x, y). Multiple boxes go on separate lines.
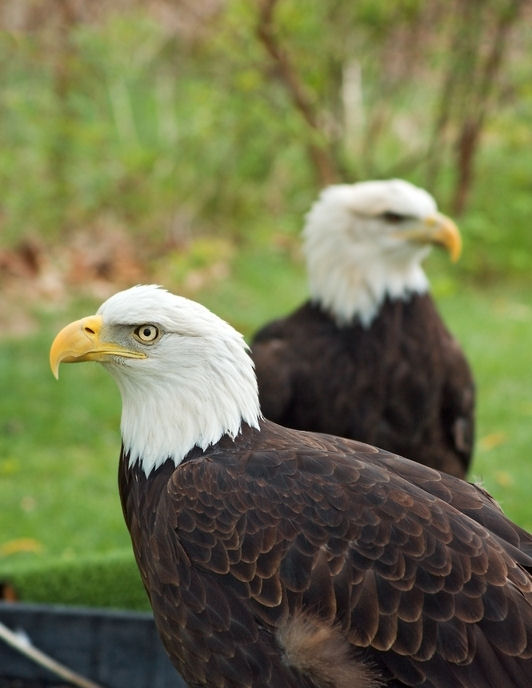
top-left (252, 180), bottom-right (475, 478)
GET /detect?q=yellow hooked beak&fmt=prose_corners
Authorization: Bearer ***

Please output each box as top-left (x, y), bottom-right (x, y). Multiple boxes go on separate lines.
top-left (398, 212), bottom-right (462, 262)
top-left (50, 315), bottom-right (146, 379)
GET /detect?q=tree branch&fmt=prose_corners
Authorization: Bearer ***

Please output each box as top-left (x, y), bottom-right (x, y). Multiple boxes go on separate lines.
top-left (256, 0), bottom-right (339, 186)
top-left (451, 0), bottom-right (524, 213)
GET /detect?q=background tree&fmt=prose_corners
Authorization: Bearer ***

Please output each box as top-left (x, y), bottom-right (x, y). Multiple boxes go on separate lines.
top-left (0, 0), bottom-right (530, 283)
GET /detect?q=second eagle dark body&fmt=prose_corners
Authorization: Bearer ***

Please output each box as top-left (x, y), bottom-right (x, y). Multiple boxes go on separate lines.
top-left (252, 294), bottom-right (474, 479)
top-left (119, 419), bottom-right (531, 688)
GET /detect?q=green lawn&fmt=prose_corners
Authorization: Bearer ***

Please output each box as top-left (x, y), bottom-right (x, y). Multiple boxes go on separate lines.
top-left (1, 245), bottom-right (531, 591)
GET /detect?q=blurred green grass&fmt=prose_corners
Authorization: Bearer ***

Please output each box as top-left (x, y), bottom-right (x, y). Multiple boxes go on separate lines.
top-left (1, 244), bottom-right (530, 589)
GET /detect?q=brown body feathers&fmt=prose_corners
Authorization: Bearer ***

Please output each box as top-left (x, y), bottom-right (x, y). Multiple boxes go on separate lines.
top-left (119, 420), bottom-right (531, 688)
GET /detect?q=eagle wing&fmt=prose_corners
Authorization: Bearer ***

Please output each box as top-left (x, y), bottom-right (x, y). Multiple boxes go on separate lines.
top-left (159, 426), bottom-right (531, 687)
top-left (439, 332), bottom-right (476, 473)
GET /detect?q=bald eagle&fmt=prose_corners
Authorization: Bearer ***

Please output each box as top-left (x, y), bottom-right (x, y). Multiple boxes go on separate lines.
top-left (252, 179), bottom-right (475, 478)
top-left (50, 285), bottom-right (530, 688)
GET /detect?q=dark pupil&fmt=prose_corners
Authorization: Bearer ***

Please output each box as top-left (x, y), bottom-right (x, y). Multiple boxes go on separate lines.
top-left (383, 211), bottom-right (404, 223)
top-left (143, 328), bottom-right (152, 338)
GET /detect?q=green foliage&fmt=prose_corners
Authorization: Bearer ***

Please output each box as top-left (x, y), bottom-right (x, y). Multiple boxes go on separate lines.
top-left (0, 2), bottom-right (530, 278)
top-left (455, 136), bottom-right (532, 280)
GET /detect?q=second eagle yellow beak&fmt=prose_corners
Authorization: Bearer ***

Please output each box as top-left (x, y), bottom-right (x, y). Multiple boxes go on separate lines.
top-left (399, 212), bottom-right (462, 262)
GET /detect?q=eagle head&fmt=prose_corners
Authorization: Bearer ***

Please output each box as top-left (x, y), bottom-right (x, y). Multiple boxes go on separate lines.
top-left (302, 179), bottom-right (461, 326)
top-left (50, 285), bottom-right (261, 474)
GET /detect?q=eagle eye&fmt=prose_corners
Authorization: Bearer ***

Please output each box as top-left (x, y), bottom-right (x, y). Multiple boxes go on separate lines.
top-left (382, 211), bottom-right (404, 223)
top-left (133, 324), bottom-right (159, 344)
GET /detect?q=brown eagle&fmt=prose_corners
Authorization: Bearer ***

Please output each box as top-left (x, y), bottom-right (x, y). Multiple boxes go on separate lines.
top-left (252, 180), bottom-right (475, 478)
top-left (50, 285), bottom-right (530, 688)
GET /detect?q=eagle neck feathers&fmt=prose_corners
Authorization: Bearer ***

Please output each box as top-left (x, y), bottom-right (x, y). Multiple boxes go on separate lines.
top-left (305, 250), bottom-right (429, 328)
top-left (302, 186), bottom-right (432, 327)
top-left (108, 337), bottom-right (262, 477)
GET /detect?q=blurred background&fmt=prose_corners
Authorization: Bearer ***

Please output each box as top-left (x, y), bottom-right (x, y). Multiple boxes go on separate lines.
top-left (0, 0), bottom-right (530, 607)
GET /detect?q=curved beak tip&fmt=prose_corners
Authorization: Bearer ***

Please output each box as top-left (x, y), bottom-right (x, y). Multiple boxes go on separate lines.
top-left (49, 341), bottom-right (67, 380)
top-left (448, 231), bottom-right (462, 263)
top-left (426, 213), bottom-right (462, 262)
top-left (49, 339), bottom-right (62, 380)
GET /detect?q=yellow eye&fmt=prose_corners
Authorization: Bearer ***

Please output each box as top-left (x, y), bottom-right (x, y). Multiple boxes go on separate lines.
top-left (134, 324), bottom-right (159, 344)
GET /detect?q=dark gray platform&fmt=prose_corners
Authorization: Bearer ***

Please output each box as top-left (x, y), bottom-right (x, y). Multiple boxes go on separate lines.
top-left (0, 603), bottom-right (186, 688)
